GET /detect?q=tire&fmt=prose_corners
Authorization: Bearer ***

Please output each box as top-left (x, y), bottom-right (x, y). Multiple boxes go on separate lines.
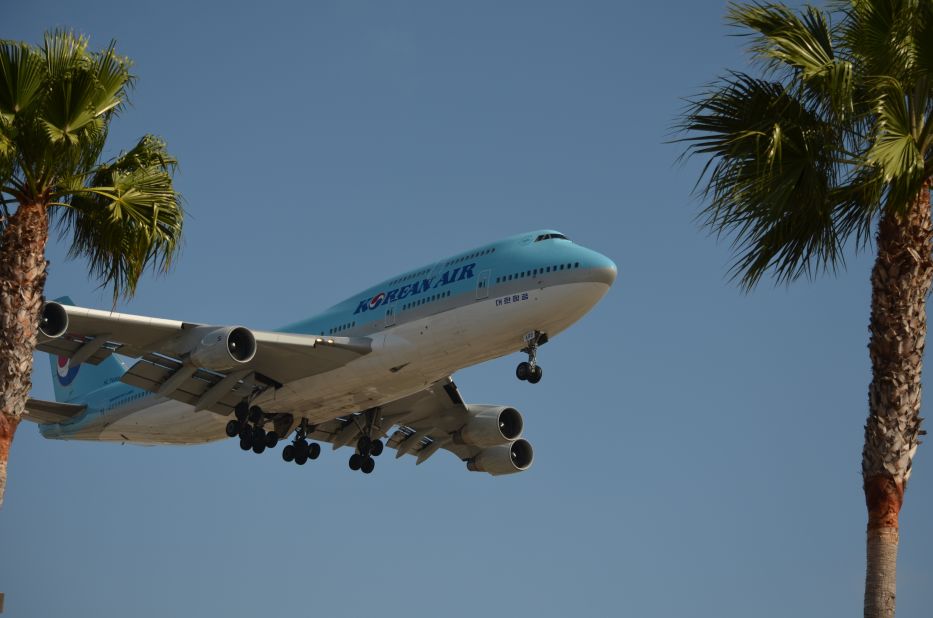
top-left (296, 440), bottom-right (309, 459)
top-left (528, 365), bottom-right (543, 384)
top-left (248, 405), bottom-right (263, 424)
top-left (295, 452), bottom-right (308, 465)
top-left (225, 420), bottom-right (240, 438)
top-left (238, 425), bottom-right (251, 440)
top-left (252, 426), bottom-right (266, 444)
top-left (234, 401), bottom-right (249, 422)
top-left (239, 437), bottom-right (252, 451)
top-left (349, 453), bottom-right (362, 471)
top-left (360, 456), bottom-right (375, 474)
top-left (308, 442), bottom-right (321, 460)
top-left (516, 362), bottom-right (531, 381)
top-left (282, 444), bottom-right (295, 462)
top-left (370, 439), bottom-right (384, 457)
top-left (265, 431), bottom-right (279, 448)
top-left (357, 436), bottom-right (372, 454)
top-left (252, 442), bottom-right (266, 455)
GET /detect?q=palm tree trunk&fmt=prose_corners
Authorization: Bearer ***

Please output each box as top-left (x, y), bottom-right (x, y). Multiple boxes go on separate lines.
top-left (863, 181), bottom-right (933, 618)
top-left (0, 200), bottom-right (49, 508)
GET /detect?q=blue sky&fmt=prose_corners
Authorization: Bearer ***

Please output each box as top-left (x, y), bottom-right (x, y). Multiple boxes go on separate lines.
top-left (3, 1), bottom-right (931, 616)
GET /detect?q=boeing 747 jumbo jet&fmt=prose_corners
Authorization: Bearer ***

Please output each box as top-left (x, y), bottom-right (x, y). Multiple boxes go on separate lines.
top-left (26, 230), bottom-right (615, 476)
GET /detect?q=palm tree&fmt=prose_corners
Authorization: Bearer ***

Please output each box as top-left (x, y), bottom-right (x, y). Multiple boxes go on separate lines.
top-left (676, 1), bottom-right (932, 616)
top-left (0, 31), bottom-right (183, 507)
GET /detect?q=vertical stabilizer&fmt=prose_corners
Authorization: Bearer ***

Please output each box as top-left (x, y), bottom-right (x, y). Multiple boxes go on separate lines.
top-left (47, 296), bottom-right (127, 403)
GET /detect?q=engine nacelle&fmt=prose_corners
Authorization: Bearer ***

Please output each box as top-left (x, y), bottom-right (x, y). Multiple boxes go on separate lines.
top-left (453, 405), bottom-right (524, 448)
top-left (189, 326), bottom-right (257, 370)
top-left (467, 439), bottom-right (534, 476)
top-left (39, 302), bottom-right (68, 339)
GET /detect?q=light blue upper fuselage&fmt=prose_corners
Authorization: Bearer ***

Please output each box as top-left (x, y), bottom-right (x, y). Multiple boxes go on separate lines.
top-left (281, 229), bottom-right (615, 339)
top-left (39, 230), bottom-right (616, 438)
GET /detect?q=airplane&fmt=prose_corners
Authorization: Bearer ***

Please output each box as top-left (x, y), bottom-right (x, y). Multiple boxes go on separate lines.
top-left (25, 230), bottom-right (616, 476)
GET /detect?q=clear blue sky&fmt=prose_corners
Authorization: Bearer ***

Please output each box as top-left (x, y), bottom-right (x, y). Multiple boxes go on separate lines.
top-left (3, 1), bottom-right (931, 616)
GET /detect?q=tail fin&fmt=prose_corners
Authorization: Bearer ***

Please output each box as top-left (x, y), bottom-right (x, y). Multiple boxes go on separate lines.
top-left (47, 296), bottom-right (127, 403)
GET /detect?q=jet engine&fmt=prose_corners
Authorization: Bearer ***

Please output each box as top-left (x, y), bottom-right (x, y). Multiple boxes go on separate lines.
top-left (467, 439), bottom-right (534, 476)
top-left (189, 326), bottom-right (257, 370)
top-left (39, 301), bottom-right (68, 339)
top-left (453, 405), bottom-right (524, 448)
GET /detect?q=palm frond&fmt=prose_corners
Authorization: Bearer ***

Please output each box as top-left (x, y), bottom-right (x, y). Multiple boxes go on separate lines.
top-left (867, 78), bottom-right (929, 211)
top-left (843, 0), bottom-right (920, 81)
top-left (730, 2), bottom-right (856, 117)
top-left (677, 71), bottom-right (867, 289)
top-left (915, 1), bottom-right (933, 83)
top-left (42, 30), bottom-right (88, 83)
top-left (731, 3), bottom-right (833, 77)
top-left (90, 41), bottom-right (133, 119)
top-left (0, 41), bottom-right (45, 118)
top-left (56, 134), bottom-right (183, 301)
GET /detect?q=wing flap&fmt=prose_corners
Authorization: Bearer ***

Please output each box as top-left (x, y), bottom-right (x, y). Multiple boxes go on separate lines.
top-left (121, 356), bottom-right (264, 415)
top-left (36, 335), bottom-right (117, 366)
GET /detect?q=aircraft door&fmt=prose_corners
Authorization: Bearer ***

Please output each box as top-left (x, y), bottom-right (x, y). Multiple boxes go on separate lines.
top-left (476, 269), bottom-right (491, 300)
top-left (384, 306), bottom-right (396, 328)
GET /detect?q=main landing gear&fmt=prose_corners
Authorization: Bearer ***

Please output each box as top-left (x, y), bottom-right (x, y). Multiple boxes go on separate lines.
top-left (226, 401), bottom-right (280, 454)
top-left (348, 409), bottom-right (384, 474)
top-left (281, 419), bottom-right (321, 466)
top-left (516, 331), bottom-right (547, 384)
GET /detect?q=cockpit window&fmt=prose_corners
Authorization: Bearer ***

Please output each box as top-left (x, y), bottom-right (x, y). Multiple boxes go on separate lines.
top-left (534, 233), bottom-right (569, 242)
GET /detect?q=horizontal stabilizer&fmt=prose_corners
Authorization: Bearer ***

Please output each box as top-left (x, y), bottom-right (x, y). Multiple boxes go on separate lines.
top-left (23, 399), bottom-right (86, 424)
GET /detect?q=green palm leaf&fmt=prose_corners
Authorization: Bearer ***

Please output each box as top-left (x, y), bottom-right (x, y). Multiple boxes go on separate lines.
top-left (57, 135), bottom-right (183, 301)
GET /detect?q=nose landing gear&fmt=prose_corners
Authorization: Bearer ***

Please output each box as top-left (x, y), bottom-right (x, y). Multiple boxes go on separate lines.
top-left (516, 331), bottom-right (547, 384)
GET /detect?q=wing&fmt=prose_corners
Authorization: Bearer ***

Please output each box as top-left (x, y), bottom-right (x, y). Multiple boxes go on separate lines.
top-left (305, 378), bottom-right (534, 476)
top-left (37, 301), bottom-right (372, 415)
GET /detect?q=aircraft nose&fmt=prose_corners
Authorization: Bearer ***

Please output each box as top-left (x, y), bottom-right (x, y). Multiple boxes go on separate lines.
top-left (588, 252), bottom-right (617, 286)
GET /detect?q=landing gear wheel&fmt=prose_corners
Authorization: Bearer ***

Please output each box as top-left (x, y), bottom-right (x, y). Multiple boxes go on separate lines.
top-left (528, 365), bottom-right (543, 384)
top-left (370, 439), bottom-right (384, 457)
top-left (248, 405), bottom-right (263, 424)
top-left (360, 456), bottom-right (375, 474)
top-left (295, 451), bottom-right (308, 465)
top-left (252, 442), bottom-right (266, 455)
top-left (349, 453), bottom-right (362, 471)
top-left (357, 436), bottom-right (372, 454)
top-left (516, 362), bottom-right (531, 381)
top-left (234, 401), bottom-right (249, 422)
top-left (295, 440), bottom-right (309, 458)
top-left (252, 426), bottom-right (266, 444)
top-left (239, 437), bottom-right (252, 451)
top-left (265, 431), bottom-right (279, 448)
top-left (308, 443), bottom-right (321, 460)
top-left (282, 444), bottom-right (295, 462)
top-left (238, 425), bottom-right (251, 440)
top-left (225, 420), bottom-right (240, 438)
